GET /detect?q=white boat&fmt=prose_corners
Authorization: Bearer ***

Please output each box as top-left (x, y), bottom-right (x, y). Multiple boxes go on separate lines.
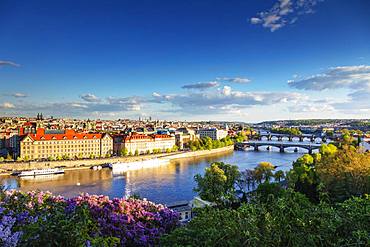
top-left (111, 158), bottom-right (169, 173)
top-left (18, 168), bottom-right (65, 177)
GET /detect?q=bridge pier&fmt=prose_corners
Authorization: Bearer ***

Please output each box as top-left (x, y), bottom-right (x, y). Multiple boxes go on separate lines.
top-left (288, 136), bottom-right (292, 142)
top-left (278, 136), bottom-right (282, 141)
top-left (254, 144), bottom-right (258, 151)
top-left (299, 136), bottom-right (303, 142)
top-left (310, 136), bottom-right (315, 142)
top-left (267, 135), bottom-right (272, 141)
top-left (308, 147), bottom-right (313, 154)
top-left (279, 146), bottom-right (284, 153)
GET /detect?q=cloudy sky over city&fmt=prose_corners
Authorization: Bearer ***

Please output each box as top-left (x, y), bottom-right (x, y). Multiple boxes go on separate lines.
top-left (0, 0), bottom-right (369, 122)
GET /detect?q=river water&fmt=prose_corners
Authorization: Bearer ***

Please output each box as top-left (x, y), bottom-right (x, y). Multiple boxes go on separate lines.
top-left (1, 149), bottom-right (304, 204)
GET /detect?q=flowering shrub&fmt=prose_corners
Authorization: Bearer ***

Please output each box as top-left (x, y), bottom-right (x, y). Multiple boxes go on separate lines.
top-left (0, 190), bottom-right (179, 246)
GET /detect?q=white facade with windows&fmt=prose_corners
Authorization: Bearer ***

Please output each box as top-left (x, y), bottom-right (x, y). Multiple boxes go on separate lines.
top-left (196, 128), bottom-right (228, 140)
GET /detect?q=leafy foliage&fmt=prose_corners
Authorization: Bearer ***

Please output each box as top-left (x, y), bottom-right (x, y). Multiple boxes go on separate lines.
top-left (271, 127), bottom-right (302, 136)
top-left (194, 162), bottom-right (240, 206)
top-left (187, 136), bottom-right (234, 151)
top-left (287, 143), bottom-right (370, 202)
top-left (161, 191), bottom-right (370, 247)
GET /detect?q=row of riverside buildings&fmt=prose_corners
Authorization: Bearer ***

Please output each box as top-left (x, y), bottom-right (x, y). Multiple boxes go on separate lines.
top-left (12, 127), bottom-right (176, 161)
top-left (2, 122), bottom-right (229, 161)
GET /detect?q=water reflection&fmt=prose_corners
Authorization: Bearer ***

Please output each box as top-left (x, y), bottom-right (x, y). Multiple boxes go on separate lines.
top-left (0, 150), bottom-right (302, 204)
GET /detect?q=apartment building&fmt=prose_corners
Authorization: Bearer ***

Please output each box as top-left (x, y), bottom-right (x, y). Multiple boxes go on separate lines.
top-left (113, 133), bottom-right (175, 155)
top-left (18, 128), bottom-right (113, 160)
top-left (196, 128), bottom-right (228, 140)
top-left (175, 128), bottom-right (199, 149)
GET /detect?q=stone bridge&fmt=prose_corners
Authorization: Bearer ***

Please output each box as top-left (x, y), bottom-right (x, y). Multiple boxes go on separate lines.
top-left (254, 133), bottom-right (327, 142)
top-left (235, 141), bottom-right (323, 154)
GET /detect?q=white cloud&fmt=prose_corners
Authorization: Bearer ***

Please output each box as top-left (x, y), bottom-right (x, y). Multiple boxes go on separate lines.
top-left (250, 17), bottom-right (262, 24)
top-left (0, 60), bottom-right (20, 67)
top-left (288, 65), bottom-right (370, 91)
top-left (216, 77), bottom-right (251, 84)
top-left (80, 93), bottom-right (101, 102)
top-left (182, 81), bottom-right (219, 90)
top-left (289, 65), bottom-right (370, 114)
top-left (250, 0), bottom-right (322, 32)
top-left (12, 93), bottom-right (27, 98)
top-left (152, 85), bottom-right (305, 115)
top-left (289, 103), bottom-right (335, 112)
top-left (0, 102), bottom-right (15, 109)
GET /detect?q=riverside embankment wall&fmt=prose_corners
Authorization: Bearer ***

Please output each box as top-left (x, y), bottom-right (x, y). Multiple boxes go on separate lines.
top-left (0, 146), bottom-right (234, 172)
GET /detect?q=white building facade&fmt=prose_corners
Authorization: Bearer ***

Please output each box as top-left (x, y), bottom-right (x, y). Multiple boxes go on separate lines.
top-left (196, 128), bottom-right (228, 140)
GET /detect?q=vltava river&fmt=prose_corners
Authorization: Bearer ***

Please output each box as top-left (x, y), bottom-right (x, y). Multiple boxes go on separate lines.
top-left (1, 150), bottom-right (303, 204)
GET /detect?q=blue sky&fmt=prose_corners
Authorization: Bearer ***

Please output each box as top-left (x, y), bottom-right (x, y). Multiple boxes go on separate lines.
top-left (0, 0), bottom-right (369, 122)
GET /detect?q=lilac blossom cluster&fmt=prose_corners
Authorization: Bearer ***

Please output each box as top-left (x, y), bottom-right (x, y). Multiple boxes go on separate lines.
top-left (0, 190), bottom-right (179, 246)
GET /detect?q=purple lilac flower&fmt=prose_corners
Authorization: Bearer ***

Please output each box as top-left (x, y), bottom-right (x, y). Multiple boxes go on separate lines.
top-left (0, 215), bottom-right (23, 247)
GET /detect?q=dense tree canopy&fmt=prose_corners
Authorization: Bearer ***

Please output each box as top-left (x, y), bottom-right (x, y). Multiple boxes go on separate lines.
top-left (271, 127), bottom-right (302, 136)
top-left (287, 143), bottom-right (370, 202)
top-left (161, 191), bottom-right (370, 247)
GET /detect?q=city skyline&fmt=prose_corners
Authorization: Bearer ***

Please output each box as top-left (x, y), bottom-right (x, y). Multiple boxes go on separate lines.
top-left (1, 0), bottom-right (370, 122)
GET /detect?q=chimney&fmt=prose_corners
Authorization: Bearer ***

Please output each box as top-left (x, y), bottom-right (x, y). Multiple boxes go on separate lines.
top-left (19, 127), bottom-right (24, 136)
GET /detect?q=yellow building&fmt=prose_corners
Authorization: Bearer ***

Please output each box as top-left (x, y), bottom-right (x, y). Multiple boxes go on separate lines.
top-left (19, 128), bottom-right (113, 160)
top-left (114, 134), bottom-right (176, 155)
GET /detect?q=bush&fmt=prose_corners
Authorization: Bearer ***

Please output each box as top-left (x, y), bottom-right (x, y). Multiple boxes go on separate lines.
top-left (161, 191), bottom-right (370, 247)
top-left (0, 190), bottom-right (179, 246)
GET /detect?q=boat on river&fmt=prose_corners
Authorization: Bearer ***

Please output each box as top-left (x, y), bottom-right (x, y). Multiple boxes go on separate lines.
top-left (16, 168), bottom-right (65, 177)
top-left (110, 158), bottom-right (169, 173)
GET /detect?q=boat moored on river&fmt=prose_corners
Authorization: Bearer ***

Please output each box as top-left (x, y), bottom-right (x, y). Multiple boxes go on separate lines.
top-left (16, 168), bottom-right (65, 177)
top-left (110, 158), bottom-right (169, 173)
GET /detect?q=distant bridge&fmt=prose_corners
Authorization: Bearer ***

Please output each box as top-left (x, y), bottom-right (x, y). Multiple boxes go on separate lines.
top-left (235, 141), bottom-right (323, 154)
top-left (255, 133), bottom-right (327, 142)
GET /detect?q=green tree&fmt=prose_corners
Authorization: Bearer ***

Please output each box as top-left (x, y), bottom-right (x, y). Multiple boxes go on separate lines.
top-left (194, 162), bottom-right (240, 206)
top-left (255, 162), bottom-right (275, 183)
top-left (316, 146), bottom-right (370, 202)
top-left (120, 147), bottom-right (128, 157)
top-left (172, 145), bottom-right (179, 152)
top-left (286, 154), bottom-right (320, 202)
top-left (62, 154), bottom-right (70, 160)
top-left (320, 143), bottom-right (337, 156)
top-left (5, 154), bottom-right (13, 161)
top-left (134, 149), bottom-right (139, 156)
top-left (274, 170), bottom-right (285, 183)
top-left (161, 191), bottom-right (370, 247)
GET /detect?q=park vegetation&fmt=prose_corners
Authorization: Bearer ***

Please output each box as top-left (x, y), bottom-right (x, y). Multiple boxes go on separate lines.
top-left (119, 145), bottom-right (179, 157)
top-left (161, 142), bottom-right (370, 246)
top-left (271, 127), bottom-right (302, 136)
top-left (187, 133), bottom-right (245, 152)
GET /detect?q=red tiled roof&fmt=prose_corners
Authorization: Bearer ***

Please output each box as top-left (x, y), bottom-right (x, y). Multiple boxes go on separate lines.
top-left (23, 128), bottom-right (105, 141)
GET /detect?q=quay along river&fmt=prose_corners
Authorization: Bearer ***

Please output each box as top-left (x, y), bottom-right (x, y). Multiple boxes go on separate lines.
top-left (1, 147), bottom-right (307, 204)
